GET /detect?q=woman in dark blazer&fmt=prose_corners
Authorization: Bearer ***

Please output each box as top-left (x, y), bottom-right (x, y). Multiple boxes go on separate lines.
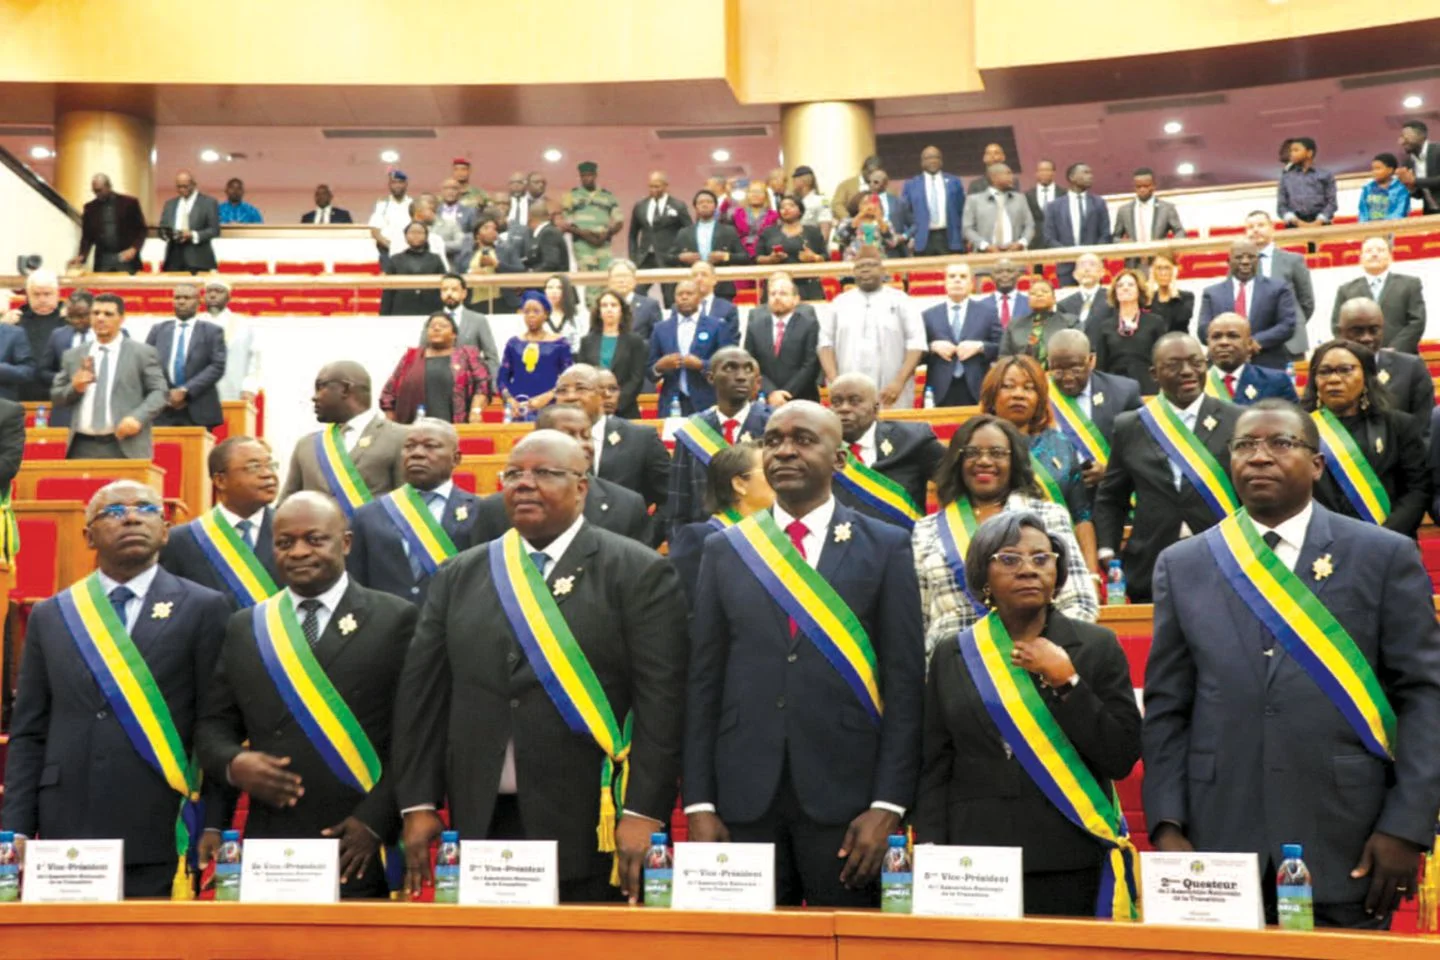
top-left (667, 441), bottom-right (772, 602)
top-left (1303, 339), bottom-right (1430, 538)
top-left (1091, 268), bottom-right (1167, 393)
top-left (577, 289), bottom-right (648, 419)
top-left (1148, 255), bottom-right (1196, 334)
top-left (998, 277), bottom-right (1080, 363)
top-left (756, 195), bottom-right (828, 301)
top-left (915, 511), bottom-right (1140, 918)
top-left (380, 221), bottom-right (447, 316)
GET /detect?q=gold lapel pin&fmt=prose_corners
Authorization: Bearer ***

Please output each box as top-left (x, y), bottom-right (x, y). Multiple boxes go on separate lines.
top-left (1312, 554), bottom-right (1334, 581)
top-left (338, 613), bottom-right (358, 635)
top-left (151, 601), bottom-right (173, 620)
top-left (834, 522), bottom-right (852, 543)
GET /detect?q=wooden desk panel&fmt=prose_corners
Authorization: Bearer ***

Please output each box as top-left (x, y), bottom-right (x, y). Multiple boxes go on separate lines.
top-left (12, 500), bottom-right (93, 588)
top-left (14, 460), bottom-right (166, 502)
top-left (459, 453), bottom-right (508, 495)
top-left (220, 398), bottom-right (258, 441)
top-left (152, 426), bottom-right (215, 519)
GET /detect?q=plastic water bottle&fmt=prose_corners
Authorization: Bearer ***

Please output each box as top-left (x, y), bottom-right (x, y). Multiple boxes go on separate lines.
top-left (642, 832), bottom-right (673, 908)
top-left (502, 403), bottom-right (513, 424)
top-left (880, 834), bottom-right (912, 913)
top-left (416, 404), bottom-right (427, 420)
top-left (1285, 361), bottom-right (1297, 388)
top-left (923, 386), bottom-right (936, 409)
top-left (214, 829), bottom-right (242, 901)
top-left (33, 404), bottom-right (48, 429)
top-left (668, 394), bottom-right (683, 419)
top-left (434, 830), bottom-right (460, 903)
top-left (1106, 559), bottom-right (1127, 605)
top-left (1276, 843), bottom-right (1314, 931)
top-left (0, 831), bottom-right (19, 902)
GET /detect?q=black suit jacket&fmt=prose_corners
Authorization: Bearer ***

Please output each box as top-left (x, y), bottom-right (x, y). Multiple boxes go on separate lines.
top-left (1081, 370), bottom-right (1144, 447)
top-left (159, 508), bottom-right (279, 608)
top-left (1312, 409), bottom-right (1430, 538)
top-left (465, 475), bottom-right (650, 548)
top-left (196, 582), bottom-right (418, 849)
top-left (835, 421), bottom-right (944, 525)
top-left (160, 193), bottom-right (221, 272)
top-left (745, 305), bottom-right (822, 402)
top-left (1026, 185), bottom-right (1058, 249)
top-left (1403, 144), bottom-right (1440, 214)
top-left (3, 569), bottom-right (231, 865)
top-left (392, 522), bottom-right (687, 880)
top-left (662, 403), bottom-right (773, 539)
top-left (525, 223), bottom-right (569, 273)
top-left (628, 196), bottom-right (692, 266)
top-left (669, 222), bottom-right (752, 298)
top-left (1377, 349), bottom-right (1435, 434)
top-left (628, 294), bottom-right (665, 342)
top-left (1329, 273), bottom-right (1427, 355)
top-left (1093, 395), bottom-right (1241, 601)
top-left (0, 398), bottom-right (23, 493)
top-left (684, 505), bottom-right (925, 824)
top-left (578, 333), bottom-right (649, 419)
top-left (79, 193), bottom-right (148, 267)
top-left (301, 207), bottom-right (353, 224)
top-left (145, 319), bottom-right (228, 428)
top-left (1057, 289), bottom-right (1116, 340)
top-left (346, 486), bottom-right (479, 606)
top-left (915, 612), bottom-right (1140, 872)
top-left (595, 415), bottom-right (670, 513)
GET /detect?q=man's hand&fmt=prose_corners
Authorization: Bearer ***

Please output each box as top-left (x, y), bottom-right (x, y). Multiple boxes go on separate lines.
top-left (196, 830), bottom-right (221, 875)
top-left (767, 390), bottom-right (793, 407)
top-left (654, 353), bottom-right (683, 373)
top-left (683, 355), bottom-right (704, 372)
top-left (1352, 831), bottom-right (1423, 915)
top-left (114, 416), bottom-right (143, 440)
top-left (687, 810), bottom-right (731, 843)
top-left (68, 255), bottom-right (85, 269)
top-left (838, 808), bottom-right (900, 888)
top-left (167, 387), bottom-right (188, 409)
top-left (928, 340), bottom-right (958, 362)
top-left (1081, 461), bottom-right (1105, 486)
top-left (228, 751), bottom-right (304, 808)
top-left (72, 359), bottom-right (96, 394)
top-left (1151, 823), bottom-right (1194, 853)
top-left (1397, 168), bottom-right (1417, 187)
top-left (322, 817), bottom-right (379, 884)
top-left (118, 249), bottom-right (137, 263)
top-left (708, 251), bottom-right (730, 265)
top-left (677, 251), bottom-right (701, 266)
top-left (799, 248), bottom-right (824, 263)
top-left (615, 814), bottom-right (659, 904)
top-left (954, 341), bottom-right (983, 362)
top-left (879, 382), bottom-right (902, 407)
top-left (1, 309), bottom-right (21, 325)
top-left (402, 810), bottom-right (444, 899)
top-left (179, 229), bottom-right (193, 242)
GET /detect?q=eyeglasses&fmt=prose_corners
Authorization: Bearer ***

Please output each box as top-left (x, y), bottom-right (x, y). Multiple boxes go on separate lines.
top-left (1312, 364), bottom-right (1360, 379)
top-left (991, 551), bottom-right (1059, 570)
top-left (961, 446), bottom-right (1011, 462)
top-left (556, 383), bottom-right (596, 394)
top-left (1228, 436), bottom-right (1316, 458)
top-left (233, 459), bottom-right (280, 475)
top-left (1157, 358), bottom-right (1208, 374)
top-left (92, 503), bottom-right (163, 522)
top-left (500, 467), bottom-right (585, 486)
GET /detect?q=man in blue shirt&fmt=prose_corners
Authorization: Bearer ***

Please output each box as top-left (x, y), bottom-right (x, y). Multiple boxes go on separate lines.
top-left (1358, 153), bottom-right (1412, 222)
top-left (217, 178), bottom-right (264, 224)
top-left (1277, 138), bottom-right (1336, 226)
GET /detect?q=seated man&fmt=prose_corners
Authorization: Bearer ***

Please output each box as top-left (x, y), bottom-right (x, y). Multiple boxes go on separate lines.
top-left (1204, 313), bottom-right (1297, 406)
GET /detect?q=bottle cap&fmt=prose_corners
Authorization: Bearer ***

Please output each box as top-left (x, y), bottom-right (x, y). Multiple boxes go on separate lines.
top-left (441, 830), bottom-right (459, 842)
top-left (650, 832), bottom-right (668, 844)
top-left (0, 831), bottom-right (13, 842)
top-left (222, 829), bottom-right (240, 841)
top-left (1282, 843), bottom-right (1303, 859)
top-left (888, 834), bottom-right (907, 846)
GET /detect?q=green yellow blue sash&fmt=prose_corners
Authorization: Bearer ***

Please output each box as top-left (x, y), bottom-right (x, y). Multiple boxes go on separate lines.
top-left (958, 613), bottom-right (1140, 920)
top-left (56, 574), bottom-right (200, 900)
top-left (488, 530), bottom-right (631, 882)
top-left (1136, 397), bottom-right (1238, 518)
top-left (192, 508), bottom-right (279, 608)
top-left (1204, 366), bottom-right (1234, 400)
top-left (707, 508), bottom-right (744, 532)
top-left (0, 489), bottom-right (18, 564)
top-left (1312, 409), bottom-right (1391, 525)
top-left (673, 414), bottom-right (728, 465)
top-left (835, 452), bottom-right (921, 529)
top-left (935, 498), bottom-right (988, 615)
top-left (315, 424), bottom-right (371, 518)
top-left (723, 512), bottom-right (882, 722)
top-left (379, 485), bottom-right (459, 576)
top-left (1049, 388), bottom-right (1110, 469)
top-left (1029, 453), bottom-right (1065, 505)
top-left (1206, 509), bottom-right (1396, 759)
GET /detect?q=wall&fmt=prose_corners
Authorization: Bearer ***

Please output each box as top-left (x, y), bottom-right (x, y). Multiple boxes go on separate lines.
top-left (0, 162), bottom-right (79, 288)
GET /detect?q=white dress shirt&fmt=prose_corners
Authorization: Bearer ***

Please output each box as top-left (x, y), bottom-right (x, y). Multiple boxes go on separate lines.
top-left (1077, 285), bottom-right (1100, 323)
top-left (1257, 243), bottom-right (1276, 279)
top-left (1415, 143), bottom-right (1430, 180)
top-left (1068, 191), bottom-right (1087, 245)
top-left (217, 503), bottom-right (267, 547)
top-left (284, 572), bottom-right (350, 641)
top-left (926, 173), bottom-right (947, 228)
top-left (1168, 393), bottom-right (1207, 489)
top-left (1366, 270), bottom-right (1390, 299)
top-left (852, 422), bottom-right (878, 466)
top-left (1252, 501), bottom-right (1312, 572)
top-left (713, 402), bottom-right (751, 443)
top-left (1074, 376), bottom-right (1095, 419)
top-left (648, 195), bottom-right (670, 226)
top-left (1036, 183), bottom-right (1056, 210)
top-left (172, 192), bottom-right (196, 233)
top-left (340, 409), bottom-right (377, 453)
top-left (1133, 198), bottom-right (1154, 243)
top-left (591, 417), bottom-right (607, 472)
top-left (312, 206), bottom-right (334, 224)
top-left (96, 564), bottom-right (161, 633)
top-left (76, 337), bottom-right (124, 435)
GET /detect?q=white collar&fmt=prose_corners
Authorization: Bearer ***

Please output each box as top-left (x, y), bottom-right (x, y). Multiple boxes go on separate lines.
top-left (772, 496), bottom-right (836, 539)
top-left (520, 513), bottom-right (587, 567)
top-left (676, 310), bottom-right (699, 324)
top-left (1365, 269), bottom-right (1390, 285)
top-left (856, 421), bottom-right (879, 459)
top-left (947, 295), bottom-right (970, 308)
top-left (89, 337), bottom-right (123, 355)
top-left (1169, 392), bottom-right (1206, 421)
top-left (343, 408), bottom-right (377, 438)
top-left (287, 572), bottom-right (350, 615)
top-left (216, 502), bottom-right (267, 531)
top-left (715, 402), bottom-right (751, 428)
top-left (1214, 362), bottom-right (1247, 382)
top-left (96, 563), bottom-right (161, 602)
top-left (414, 479), bottom-right (454, 502)
top-left (652, 194), bottom-right (669, 208)
top-left (1252, 501), bottom-right (1314, 554)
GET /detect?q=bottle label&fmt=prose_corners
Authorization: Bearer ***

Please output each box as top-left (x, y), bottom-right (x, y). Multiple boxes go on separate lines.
top-left (881, 872), bottom-right (913, 913)
top-left (643, 869), bottom-right (673, 908)
top-left (1277, 887), bottom-right (1313, 930)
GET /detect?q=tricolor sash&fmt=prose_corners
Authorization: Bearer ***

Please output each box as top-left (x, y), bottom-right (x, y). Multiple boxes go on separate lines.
top-left (723, 512), bottom-right (882, 723)
top-left (1049, 389), bottom-right (1110, 469)
top-left (935, 498), bottom-right (988, 616)
top-left (251, 594), bottom-right (382, 794)
top-left (673, 414), bottom-right (728, 465)
top-left (315, 425), bottom-right (371, 517)
top-left (835, 452), bottom-right (921, 529)
top-left (1136, 397), bottom-right (1239, 518)
top-left (1029, 454), bottom-right (1065, 505)
top-left (56, 574), bottom-right (200, 899)
top-left (958, 613), bottom-right (1140, 920)
top-left (488, 530), bottom-right (631, 881)
top-left (1204, 366), bottom-right (1233, 400)
top-left (1312, 409), bottom-right (1391, 525)
top-left (379, 485), bottom-right (459, 576)
top-left (708, 508), bottom-right (745, 532)
top-left (1206, 509), bottom-right (1396, 760)
top-left (0, 489), bottom-right (18, 564)
top-left (192, 508), bottom-right (279, 608)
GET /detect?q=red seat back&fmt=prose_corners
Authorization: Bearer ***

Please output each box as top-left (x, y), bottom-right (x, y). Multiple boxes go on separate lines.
top-left (452, 470), bottom-right (476, 493)
top-left (458, 437), bottom-right (495, 456)
top-left (35, 476), bottom-right (119, 502)
top-left (152, 442), bottom-right (185, 501)
top-left (13, 517), bottom-right (59, 600)
top-left (23, 442), bottom-right (67, 461)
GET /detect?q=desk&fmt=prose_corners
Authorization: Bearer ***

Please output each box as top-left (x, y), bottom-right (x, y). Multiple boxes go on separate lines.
top-left (14, 459), bottom-right (166, 502)
top-left (220, 398), bottom-right (258, 442)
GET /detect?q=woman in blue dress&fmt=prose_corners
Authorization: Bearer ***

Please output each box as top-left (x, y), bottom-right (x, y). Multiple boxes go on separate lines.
top-left (497, 290), bottom-right (573, 422)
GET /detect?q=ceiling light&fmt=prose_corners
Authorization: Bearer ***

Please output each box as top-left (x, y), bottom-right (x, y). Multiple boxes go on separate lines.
top-left (1403, 94), bottom-right (1424, 110)
top-left (379, 149), bottom-right (400, 164)
top-left (199, 148), bottom-right (220, 163)
top-left (543, 148), bottom-right (563, 163)
top-left (29, 145), bottom-right (52, 160)
top-left (1176, 162), bottom-right (1196, 177)
top-left (711, 148), bottom-right (731, 163)
top-left (1162, 121), bottom-right (1183, 135)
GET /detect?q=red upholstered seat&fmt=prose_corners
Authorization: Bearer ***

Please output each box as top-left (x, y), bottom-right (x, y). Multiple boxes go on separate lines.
top-left (452, 470), bottom-right (476, 493)
top-left (152, 442), bottom-right (185, 502)
top-left (1115, 633), bottom-right (1151, 688)
top-left (13, 517), bottom-right (59, 601)
top-left (217, 261), bottom-right (269, 275)
top-left (458, 437), bottom-right (495, 456)
top-left (23, 441), bottom-right (67, 460)
top-left (274, 261), bottom-right (326, 275)
top-left (333, 261), bottom-right (383, 276)
top-left (36, 476), bottom-right (120, 502)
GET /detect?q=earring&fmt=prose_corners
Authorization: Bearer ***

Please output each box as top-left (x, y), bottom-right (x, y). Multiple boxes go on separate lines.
top-left (1360, 391), bottom-right (1371, 413)
top-left (981, 585), bottom-right (994, 609)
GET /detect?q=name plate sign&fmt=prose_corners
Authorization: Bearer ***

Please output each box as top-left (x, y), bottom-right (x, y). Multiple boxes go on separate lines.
top-left (240, 838), bottom-right (339, 904)
top-left (1141, 851), bottom-right (1264, 929)
top-left (22, 840), bottom-right (123, 902)
top-left (458, 840), bottom-right (558, 906)
top-left (671, 842), bottom-right (775, 912)
top-left (912, 845), bottom-right (1024, 918)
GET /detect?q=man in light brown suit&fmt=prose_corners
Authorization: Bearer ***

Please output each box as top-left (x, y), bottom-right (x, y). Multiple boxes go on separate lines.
top-left (281, 360), bottom-right (407, 502)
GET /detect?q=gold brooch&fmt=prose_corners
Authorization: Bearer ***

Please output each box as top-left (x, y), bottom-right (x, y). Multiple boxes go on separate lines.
top-left (1312, 554), bottom-right (1334, 581)
top-left (608, 431), bottom-right (621, 446)
top-left (1376, 436), bottom-right (1384, 454)
top-left (880, 438), bottom-right (894, 457)
top-left (1092, 392), bottom-right (1105, 406)
top-left (455, 505), bottom-right (469, 522)
top-left (151, 601), bottom-right (173, 620)
top-left (338, 613), bottom-right (358, 635)
top-left (739, 432), bottom-right (752, 442)
top-left (1378, 369), bottom-right (1391, 385)
top-left (1202, 415), bottom-right (1218, 432)
top-left (834, 523), bottom-right (852, 543)
top-left (1244, 384), bottom-right (1258, 400)
top-left (358, 436), bottom-right (373, 449)
top-left (553, 576), bottom-right (575, 596)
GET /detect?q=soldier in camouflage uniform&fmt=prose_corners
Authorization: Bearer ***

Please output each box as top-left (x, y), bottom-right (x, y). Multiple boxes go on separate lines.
top-left (564, 161), bottom-right (623, 272)
top-left (452, 158), bottom-right (489, 209)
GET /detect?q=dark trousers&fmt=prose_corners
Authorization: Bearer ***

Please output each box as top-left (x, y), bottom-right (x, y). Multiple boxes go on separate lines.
top-left (487, 793), bottom-right (620, 904)
top-left (940, 379), bottom-right (978, 408)
top-left (727, 767), bottom-right (877, 909)
top-left (125, 860), bottom-right (178, 899)
top-left (69, 433), bottom-right (126, 459)
top-left (1261, 862), bottom-right (1393, 930)
top-left (1023, 865), bottom-right (1102, 918)
top-left (156, 406), bottom-right (217, 429)
top-left (94, 251), bottom-right (140, 274)
top-left (637, 253), bottom-right (675, 307)
top-left (921, 232), bottom-right (955, 257)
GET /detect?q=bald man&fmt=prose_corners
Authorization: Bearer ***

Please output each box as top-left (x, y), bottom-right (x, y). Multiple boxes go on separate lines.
top-left (394, 430), bottom-right (687, 903)
top-left (1197, 239), bottom-right (1298, 369)
top-left (828, 373), bottom-right (944, 527)
top-left (555, 364), bottom-right (670, 519)
top-left (1336, 298), bottom-right (1434, 432)
top-left (685, 401), bottom-right (924, 908)
top-left (282, 361), bottom-right (407, 505)
top-left (1045, 328), bottom-right (1142, 492)
top-left (629, 171), bottom-right (692, 305)
top-left (160, 170), bottom-right (221, 273)
top-left (1205, 313), bottom-right (1297, 406)
top-left (197, 492), bottom-right (418, 899)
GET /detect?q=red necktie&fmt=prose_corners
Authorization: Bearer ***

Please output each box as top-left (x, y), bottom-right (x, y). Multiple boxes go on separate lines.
top-left (849, 442), bottom-right (863, 462)
top-left (785, 519), bottom-right (809, 636)
top-left (999, 294), bottom-right (1011, 327)
top-left (1234, 281), bottom-right (1248, 318)
top-left (773, 316), bottom-right (786, 356)
top-left (1223, 374), bottom-right (1236, 398)
top-left (723, 419), bottom-right (739, 444)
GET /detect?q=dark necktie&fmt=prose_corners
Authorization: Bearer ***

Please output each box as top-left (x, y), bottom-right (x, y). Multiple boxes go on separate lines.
top-left (1262, 531), bottom-right (1281, 551)
top-left (172, 323), bottom-right (189, 387)
top-left (109, 585), bottom-right (135, 627)
top-left (298, 598), bottom-right (322, 647)
top-left (235, 519), bottom-right (254, 549)
top-left (529, 551), bottom-right (550, 580)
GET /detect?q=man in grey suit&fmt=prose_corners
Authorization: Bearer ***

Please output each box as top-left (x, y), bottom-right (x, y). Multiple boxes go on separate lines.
top-left (1144, 400), bottom-right (1440, 928)
top-left (160, 170), bottom-right (221, 273)
top-left (281, 360), bottom-right (407, 501)
top-left (51, 294), bottom-right (167, 459)
top-left (1112, 167), bottom-right (1186, 244)
top-left (425, 274), bottom-right (501, 381)
top-left (1245, 210), bottom-right (1315, 360)
top-left (1329, 237), bottom-right (1427, 354)
top-left (961, 163), bottom-right (1034, 253)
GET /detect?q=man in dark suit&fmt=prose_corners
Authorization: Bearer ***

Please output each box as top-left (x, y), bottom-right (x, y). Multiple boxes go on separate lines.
top-left (1045, 328), bottom-right (1143, 494)
top-left (989, 258), bottom-right (1031, 327)
top-left (52, 294), bottom-right (168, 459)
top-left (393, 430), bottom-right (687, 903)
top-left (629, 171), bottom-right (692, 304)
top-left (1144, 400), bottom-right (1440, 928)
top-left (690, 262), bottom-right (742, 343)
top-left (300, 183), bottom-right (352, 223)
top-left (964, 142), bottom-right (1010, 194)
top-left (1111, 167), bottom-right (1186, 245)
top-left (684, 401), bottom-right (924, 907)
top-left (1026, 159), bottom-right (1060, 251)
top-left (523, 201), bottom-right (568, 273)
top-left (160, 436), bottom-right (280, 608)
top-left (1197, 240), bottom-right (1298, 370)
top-left (1336, 298), bottom-right (1435, 435)
top-left (555, 365), bottom-right (669, 516)
top-left (1244, 210), bottom-right (1316, 362)
top-left (282, 361), bottom-right (407, 501)
top-left (746, 272), bottom-right (821, 403)
top-left (145, 282), bottom-right (227, 429)
top-left (346, 420), bottom-right (479, 606)
top-left (648, 280), bottom-right (737, 416)
top-left (1095, 333), bottom-right (1241, 602)
top-left (0, 397), bottom-right (24, 495)
top-left (1206, 314), bottom-right (1298, 406)
top-left (159, 170), bottom-right (221, 273)
top-left (2, 481), bottom-right (231, 897)
top-left (864, 169), bottom-right (911, 258)
top-left (71, 174), bottom-right (148, 273)
top-left (922, 262), bottom-right (1003, 407)
top-left (1398, 120), bottom-right (1440, 216)
top-left (1328, 238), bottom-right (1427, 354)
top-left (607, 259), bottom-right (663, 340)
top-left (8, 269), bottom-right (64, 402)
top-left (0, 319), bottom-right (35, 402)
top-left (196, 493), bottom-right (417, 899)
top-left (39, 296), bottom-right (100, 424)
top-left (830, 373), bottom-right (944, 522)
top-left (669, 189), bottom-right (750, 300)
top-left (901, 145), bottom-right (966, 256)
top-left (1044, 163), bottom-right (1112, 287)
top-left (1056, 253), bottom-right (1115, 334)
top-left (661, 347), bottom-right (773, 539)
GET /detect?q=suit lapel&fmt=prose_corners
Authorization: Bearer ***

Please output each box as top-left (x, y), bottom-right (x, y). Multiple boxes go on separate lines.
top-left (546, 523), bottom-right (600, 609)
top-left (442, 489), bottom-right (475, 540)
top-left (310, 582), bottom-right (369, 671)
top-left (1213, 549), bottom-right (1272, 688)
top-left (350, 417), bottom-right (383, 468)
top-left (255, 508), bottom-right (277, 574)
top-left (129, 568), bottom-right (180, 658)
top-left (872, 421), bottom-right (900, 467)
